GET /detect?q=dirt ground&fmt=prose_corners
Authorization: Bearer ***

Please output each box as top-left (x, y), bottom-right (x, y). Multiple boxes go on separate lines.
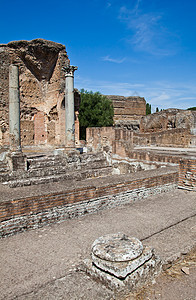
top-left (123, 249), bottom-right (196, 300)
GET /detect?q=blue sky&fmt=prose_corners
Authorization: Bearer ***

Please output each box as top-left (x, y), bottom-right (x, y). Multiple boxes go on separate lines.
top-left (1, 0), bottom-right (196, 111)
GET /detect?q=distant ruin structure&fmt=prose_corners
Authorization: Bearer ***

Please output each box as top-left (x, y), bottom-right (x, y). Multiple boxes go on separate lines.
top-left (106, 95), bottom-right (146, 131)
top-left (0, 40), bottom-right (195, 238)
top-left (140, 108), bottom-right (196, 133)
top-left (0, 39), bottom-right (79, 149)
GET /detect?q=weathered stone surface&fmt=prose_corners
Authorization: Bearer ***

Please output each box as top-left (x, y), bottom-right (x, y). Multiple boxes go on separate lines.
top-left (0, 166), bottom-right (178, 237)
top-left (106, 95), bottom-right (146, 121)
top-left (92, 233), bottom-right (143, 262)
top-left (140, 109), bottom-right (196, 133)
top-left (82, 234), bottom-right (162, 293)
top-left (7, 39), bottom-right (65, 82)
top-left (0, 39), bottom-right (80, 148)
top-left (83, 254), bottom-right (162, 292)
top-left (92, 245), bottom-right (153, 278)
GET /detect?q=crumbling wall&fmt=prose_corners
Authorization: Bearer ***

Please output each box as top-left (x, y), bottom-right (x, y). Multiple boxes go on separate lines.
top-left (106, 95), bottom-right (146, 131)
top-left (133, 128), bottom-right (192, 148)
top-left (86, 127), bottom-right (133, 156)
top-left (140, 109), bottom-right (196, 133)
top-left (127, 149), bottom-right (196, 191)
top-left (0, 39), bottom-right (79, 148)
top-left (0, 166), bottom-right (178, 237)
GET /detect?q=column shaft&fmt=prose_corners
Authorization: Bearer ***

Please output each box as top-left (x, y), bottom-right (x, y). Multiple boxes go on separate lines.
top-left (64, 66), bottom-right (78, 149)
top-left (9, 65), bottom-right (21, 152)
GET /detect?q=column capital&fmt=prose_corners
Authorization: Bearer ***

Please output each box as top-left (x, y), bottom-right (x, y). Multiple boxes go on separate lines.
top-left (63, 65), bottom-right (78, 77)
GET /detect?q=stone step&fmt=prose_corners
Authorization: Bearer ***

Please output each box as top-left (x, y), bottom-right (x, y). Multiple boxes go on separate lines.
top-left (27, 152), bottom-right (107, 170)
top-left (0, 152), bottom-right (111, 187)
top-left (0, 161), bottom-right (9, 173)
top-left (26, 159), bottom-right (109, 178)
top-left (2, 166), bottom-right (113, 188)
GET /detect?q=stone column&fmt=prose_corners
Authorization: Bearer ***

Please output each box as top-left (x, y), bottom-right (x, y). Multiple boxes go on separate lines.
top-left (9, 65), bottom-right (21, 152)
top-left (7, 65), bottom-right (26, 172)
top-left (64, 65), bottom-right (78, 149)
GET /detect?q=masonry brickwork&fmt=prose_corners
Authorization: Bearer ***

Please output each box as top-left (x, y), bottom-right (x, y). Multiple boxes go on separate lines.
top-left (0, 39), bottom-right (80, 148)
top-left (127, 149), bottom-right (196, 191)
top-left (106, 95), bottom-right (146, 130)
top-left (133, 128), bottom-right (193, 148)
top-left (140, 109), bottom-right (196, 133)
top-left (86, 127), bottom-right (133, 156)
top-left (86, 127), bottom-right (196, 191)
top-left (0, 167), bottom-right (178, 237)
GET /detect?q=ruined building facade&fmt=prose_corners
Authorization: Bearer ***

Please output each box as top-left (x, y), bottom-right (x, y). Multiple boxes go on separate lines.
top-left (106, 95), bottom-right (146, 131)
top-left (0, 39), bottom-right (80, 148)
top-left (140, 108), bottom-right (196, 133)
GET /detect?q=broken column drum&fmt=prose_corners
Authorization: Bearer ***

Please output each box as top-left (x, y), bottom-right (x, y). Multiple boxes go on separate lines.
top-left (83, 233), bottom-right (162, 293)
top-left (9, 65), bottom-right (21, 152)
top-left (64, 65), bottom-right (78, 148)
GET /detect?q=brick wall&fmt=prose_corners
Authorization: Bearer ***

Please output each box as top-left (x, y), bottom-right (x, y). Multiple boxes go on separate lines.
top-left (34, 111), bottom-right (47, 145)
top-left (178, 159), bottom-right (196, 189)
top-left (127, 150), bottom-right (196, 190)
top-left (86, 127), bottom-right (133, 156)
top-left (21, 120), bottom-right (34, 145)
top-left (0, 167), bottom-right (178, 237)
top-left (106, 95), bottom-right (146, 122)
top-left (0, 39), bottom-right (70, 147)
top-left (133, 128), bottom-right (192, 148)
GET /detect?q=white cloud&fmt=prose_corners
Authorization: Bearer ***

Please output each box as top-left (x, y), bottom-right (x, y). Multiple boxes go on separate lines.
top-left (102, 55), bottom-right (126, 64)
top-left (118, 1), bottom-right (177, 56)
top-left (75, 76), bottom-right (196, 110)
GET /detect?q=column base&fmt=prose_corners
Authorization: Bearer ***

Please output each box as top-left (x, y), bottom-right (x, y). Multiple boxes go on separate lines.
top-left (6, 151), bottom-right (27, 172)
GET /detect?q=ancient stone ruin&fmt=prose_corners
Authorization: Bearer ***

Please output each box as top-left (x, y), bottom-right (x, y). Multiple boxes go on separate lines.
top-left (0, 38), bottom-right (195, 240)
top-left (0, 39), bottom-right (80, 148)
top-left (82, 233), bottom-right (162, 294)
top-left (106, 95), bottom-right (146, 131)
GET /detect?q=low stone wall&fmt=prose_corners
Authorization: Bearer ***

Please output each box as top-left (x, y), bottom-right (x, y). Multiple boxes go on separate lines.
top-left (133, 128), bottom-right (192, 148)
top-left (110, 155), bottom-right (163, 175)
top-left (0, 167), bottom-right (178, 237)
top-left (86, 126), bottom-right (195, 152)
top-left (127, 150), bottom-right (196, 190)
top-left (179, 159), bottom-right (196, 189)
top-left (86, 127), bottom-right (133, 156)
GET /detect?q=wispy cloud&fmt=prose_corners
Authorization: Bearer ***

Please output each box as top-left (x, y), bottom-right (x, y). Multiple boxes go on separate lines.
top-left (75, 76), bottom-right (196, 111)
top-left (106, 2), bottom-right (112, 9)
top-left (102, 55), bottom-right (126, 64)
top-left (118, 0), bottom-right (177, 56)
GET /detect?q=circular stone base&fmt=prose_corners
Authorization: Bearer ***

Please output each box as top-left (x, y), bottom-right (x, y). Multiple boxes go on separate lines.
top-left (92, 233), bottom-right (143, 262)
top-left (92, 246), bottom-right (153, 278)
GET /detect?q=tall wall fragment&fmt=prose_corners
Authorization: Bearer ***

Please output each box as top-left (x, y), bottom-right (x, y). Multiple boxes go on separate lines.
top-left (0, 39), bottom-right (79, 148)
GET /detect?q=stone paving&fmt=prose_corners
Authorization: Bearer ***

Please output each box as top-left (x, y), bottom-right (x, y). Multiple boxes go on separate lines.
top-left (0, 188), bottom-right (195, 299)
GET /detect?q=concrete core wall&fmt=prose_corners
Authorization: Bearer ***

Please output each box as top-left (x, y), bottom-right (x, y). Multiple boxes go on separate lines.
top-left (106, 95), bottom-right (146, 131)
top-left (0, 39), bottom-right (80, 148)
top-left (140, 109), bottom-right (196, 133)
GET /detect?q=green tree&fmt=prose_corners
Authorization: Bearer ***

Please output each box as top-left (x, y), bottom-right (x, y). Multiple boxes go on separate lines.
top-left (187, 107), bottom-right (196, 111)
top-left (146, 103), bottom-right (151, 115)
top-left (79, 89), bottom-right (114, 140)
top-left (156, 107), bottom-right (159, 112)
